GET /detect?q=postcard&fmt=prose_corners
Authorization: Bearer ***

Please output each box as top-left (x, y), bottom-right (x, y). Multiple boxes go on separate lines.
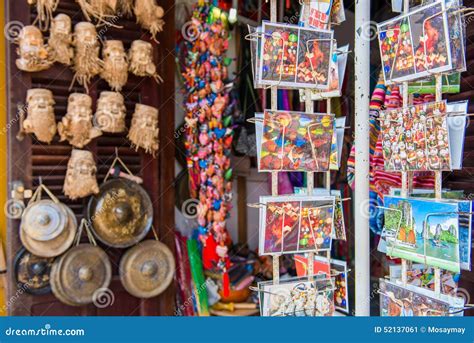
top-left (259, 276), bottom-right (334, 317)
top-left (330, 0), bottom-right (345, 24)
top-left (383, 196), bottom-right (460, 273)
top-left (293, 188), bottom-right (346, 240)
top-left (379, 278), bottom-right (463, 316)
top-left (380, 100), bottom-right (468, 171)
top-left (258, 195), bottom-right (335, 255)
top-left (294, 255), bottom-right (349, 313)
top-left (256, 110), bottom-right (335, 172)
top-left (258, 21), bottom-right (334, 89)
top-left (299, 45), bottom-right (349, 100)
top-left (407, 73), bottom-right (460, 95)
top-left (389, 264), bottom-right (459, 297)
top-left (377, 1), bottom-right (453, 84)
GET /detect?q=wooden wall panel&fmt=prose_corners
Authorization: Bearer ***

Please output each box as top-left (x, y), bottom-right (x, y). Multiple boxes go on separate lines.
top-left (5, 0), bottom-right (175, 316)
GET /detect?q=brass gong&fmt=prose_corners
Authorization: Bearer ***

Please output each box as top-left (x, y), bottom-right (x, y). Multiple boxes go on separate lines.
top-left (50, 244), bottom-right (112, 306)
top-left (20, 203), bottom-right (77, 258)
top-left (87, 179), bottom-right (153, 248)
top-left (119, 240), bottom-right (175, 298)
top-left (21, 200), bottom-right (67, 241)
top-left (14, 248), bottom-right (54, 295)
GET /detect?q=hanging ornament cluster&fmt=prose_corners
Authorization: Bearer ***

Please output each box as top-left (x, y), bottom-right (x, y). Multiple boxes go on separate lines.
top-left (181, 2), bottom-right (234, 295)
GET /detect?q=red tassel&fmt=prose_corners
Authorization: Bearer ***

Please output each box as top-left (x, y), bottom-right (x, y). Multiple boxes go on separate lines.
top-left (222, 271), bottom-right (230, 297)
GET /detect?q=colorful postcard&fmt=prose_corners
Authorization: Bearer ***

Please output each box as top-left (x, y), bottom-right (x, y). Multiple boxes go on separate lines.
top-left (258, 21), bottom-right (333, 89)
top-left (293, 188), bottom-right (346, 240)
top-left (258, 195), bottom-right (335, 255)
top-left (383, 196), bottom-right (460, 273)
top-left (330, 0), bottom-right (345, 24)
top-left (380, 101), bottom-right (451, 171)
top-left (294, 255), bottom-right (349, 313)
top-left (259, 276), bottom-right (334, 317)
top-left (407, 73), bottom-right (460, 95)
top-left (379, 279), bottom-right (463, 316)
top-left (389, 264), bottom-right (460, 297)
top-left (257, 110), bottom-right (334, 172)
top-left (377, 1), bottom-right (453, 84)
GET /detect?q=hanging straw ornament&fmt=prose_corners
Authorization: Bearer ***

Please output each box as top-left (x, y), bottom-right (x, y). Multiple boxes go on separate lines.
top-left (128, 40), bottom-right (163, 83)
top-left (128, 103), bottom-right (159, 156)
top-left (75, 0), bottom-right (120, 27)
top-left (48, 14), bottom-right (74, 66)
top-left (19, 89), bottom-right (57, 144)
top-left (133, 0), bottom-right (165, 42)
top-left (71, 22), bottom-right (103, 92)
top-left (63, 149), bottom-right (99, 200)
top-left (28, 0), bottom-right (59, 31)
top-left (118, 0), bottom-right (134, 17)
top-left (94, 91), bottom-right (127, 133)
top-left (58, 93), bottom-right (102, 148)
top-left (100, 40), bottom-right (129, 91)
top-left (15, 25), bottom-right (52, 72)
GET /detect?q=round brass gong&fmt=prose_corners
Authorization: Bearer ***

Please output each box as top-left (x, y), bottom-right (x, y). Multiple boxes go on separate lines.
top-left (21, 200), bottom-right (67, 241)
top-left (50, 244), bottom-right (112, 306)
top-left (20, 203), bottom-right (77, 258)
top-left (119, 240), bottom-right (175, 298)
top-left (14, 247), bottom-right (54, 295)
top-left (87, 179), bottom-right (153, 248)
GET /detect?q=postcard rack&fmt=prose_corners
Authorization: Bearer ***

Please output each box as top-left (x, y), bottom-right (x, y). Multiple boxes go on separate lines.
top-left (380, 0), bottom-right (473, 308)
top-left (248, 0), bottom-right (347, 316)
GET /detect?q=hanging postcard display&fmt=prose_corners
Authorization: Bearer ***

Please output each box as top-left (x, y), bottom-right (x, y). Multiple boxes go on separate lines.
top-left (258, 195), bottom-right (335, 255)
top-left (382, 196), bottom-right (461, 273)
top-left (379, 279), bottom-right (464, 316)
top-left (377, 0), bottom-right (453, 84)
top-left (258, 276), bottom-right (334, 317)
top-left (258, 21), bottom-right (333, 89)
top-left (380, 100), bottom-right (467, 171)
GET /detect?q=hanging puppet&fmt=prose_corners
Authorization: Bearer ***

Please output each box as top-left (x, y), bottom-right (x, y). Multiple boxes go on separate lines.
top-left (71, 22), bottom-right (103, 92)
top-left (133, 0), bottom-right (165, 42)
top-left (128, 40), bottom-right (163, 83)
top-left (48, 14), bottom-right (74, 66)
top-left (101, 40), bottom-right (129, 91)
top-left (181, 2), bottom-right (234, 296)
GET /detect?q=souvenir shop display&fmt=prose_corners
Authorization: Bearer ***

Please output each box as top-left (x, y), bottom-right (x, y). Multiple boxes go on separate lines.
top-left (71, 22), bottom-right (103, 92)
top-left (63, 149), bottom-right (99, 200)
top-left (133, 0), bottom-right (165, 42)
top-left (128, 40), bottom-right (163, 83)
top-left (119, 239), bottom-right (175, 299)
top-left (58, 93), bottom-right (102, 148)
top-left (18, 88), bottom-right (57, 144)
top-left (20, 184), bottom-right (77, 258)
top-left (48, 13), bottom-right (73, 66)
top-left (128, 103), bottom-right (159, 155)
top-left (14, 247), bottom-right (53, 295)
top-left (50, 224), bottom-right (112, 306)
top-left (87, 178), bottom-right (153, 248)
top-left (181, 2), bottom-right (234, 297)
top-left (94, 91), bottom-right (127, 133)
top-left (379, 279), bottom-right (464, 316)
top-left (257, 276), bottom-right (334, 317)
top-left (15, 25), bottom-right (52, 72)
top-left (101, 40), bottom-right (129, 92)
top-left (258, 195), bottom-right (335, 255)
top-left (29, 0), bottom-right (59, 30)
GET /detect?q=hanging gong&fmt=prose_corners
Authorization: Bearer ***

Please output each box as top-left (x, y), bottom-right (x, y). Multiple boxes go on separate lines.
top-left (14, 248), bottom-right (54, 295)
top-left (51, 244), bottom-right (112, 306)
top-left (21, 200), bottom-right (68, 241)
top-left (20, 203), bottom-right (77, 258)
top-left (87, 179), bottom-right (153, 248)
top-left (119, 240), bottom-right (175, 298)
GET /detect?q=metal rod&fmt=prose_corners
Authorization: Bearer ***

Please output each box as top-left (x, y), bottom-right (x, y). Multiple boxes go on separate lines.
top-left (434, 74), bottom-right (443, 295)
top-left (354, 0), bottom-right (371, 317)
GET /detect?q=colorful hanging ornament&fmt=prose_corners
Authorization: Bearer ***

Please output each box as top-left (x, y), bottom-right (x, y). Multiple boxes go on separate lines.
top-left (181, 1), bottom-right (234, 296)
